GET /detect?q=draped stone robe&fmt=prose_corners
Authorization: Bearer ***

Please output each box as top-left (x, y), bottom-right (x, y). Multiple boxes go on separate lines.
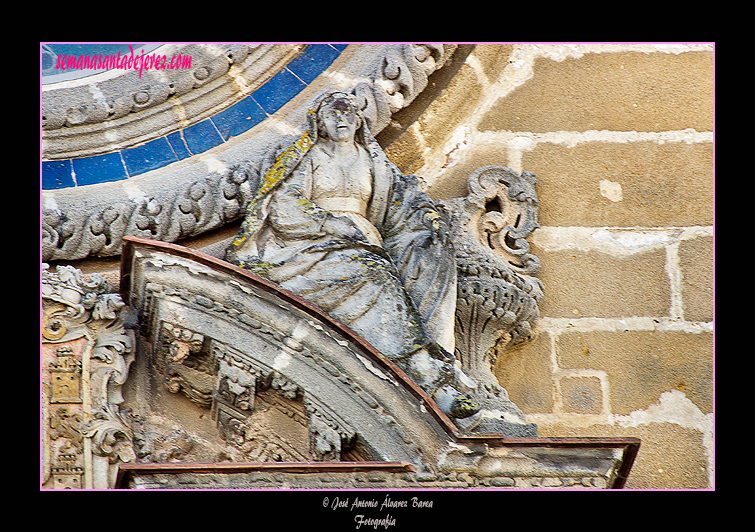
top-left (226, 107), bottom-right (457, 364)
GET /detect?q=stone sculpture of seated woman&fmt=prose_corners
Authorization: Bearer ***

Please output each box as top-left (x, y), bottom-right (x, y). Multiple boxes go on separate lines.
top-left (225, 91), bottom-right (480, 423)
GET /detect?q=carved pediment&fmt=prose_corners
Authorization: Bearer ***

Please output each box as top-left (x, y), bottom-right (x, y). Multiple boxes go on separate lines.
top-left (115, 164), bottom-right (547, 471)
top-left (110, 237), bottom-right (638, 490)
top-left (120, 239), bottom-right (438, 469)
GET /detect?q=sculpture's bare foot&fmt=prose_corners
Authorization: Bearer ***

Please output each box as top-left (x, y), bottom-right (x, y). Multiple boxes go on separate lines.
top-left (450, 395), bottom-right (481, 419)
top-left (433, 384), bottom-right (480, 419)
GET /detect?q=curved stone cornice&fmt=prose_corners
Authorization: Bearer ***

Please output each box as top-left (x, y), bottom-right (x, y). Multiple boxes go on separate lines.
top-left (116, 237), bottom-right (638, 489)
top-left (120, 236), bottom-right (461, 470)
top-left (41, 44), bottom-right (458, 262)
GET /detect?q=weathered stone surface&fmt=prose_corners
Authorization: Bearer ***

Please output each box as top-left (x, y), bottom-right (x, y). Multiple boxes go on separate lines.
top-left (116, 438), bottom-right (638, 489)
top-left (112, 238), bottom-right (637, 489)
top-left (478, 51), bottom-right (713, 132)
top-left (471, 44), bottom-right (516, 84)
top-left (532, 245), bottom-right (671, 319)
top-left (523, 141), bottom-right (713, 227)
top-left (42, 44), bottom-right (461, 263)
top-left (559, 376), bottom-right (604, 414)
top-left (43, 44), bottom-right (715, 490)
top-left (678, 235), bottom-right (714, 322)
top-left (428, 142), bottom-right (519, 201)
top-left (493, 331), bottom-right (553, 414)
top-left (536, 421), bottom-right (709, 490)
top-left (42, 264), bottom-right (136, 489)
top-left (556, 330), bottom-right (713, 415)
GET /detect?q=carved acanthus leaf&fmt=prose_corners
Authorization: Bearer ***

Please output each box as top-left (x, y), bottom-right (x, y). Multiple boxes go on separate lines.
top-left (84, 404), bottom-right (136, 464)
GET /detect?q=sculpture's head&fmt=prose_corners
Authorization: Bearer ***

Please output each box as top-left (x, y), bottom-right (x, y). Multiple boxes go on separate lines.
top-left (314, 92), bottom-right (363, 142)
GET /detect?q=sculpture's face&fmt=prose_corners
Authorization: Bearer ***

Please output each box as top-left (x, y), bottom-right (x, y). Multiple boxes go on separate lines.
top-left (319, 99), bottom-right (358, 142)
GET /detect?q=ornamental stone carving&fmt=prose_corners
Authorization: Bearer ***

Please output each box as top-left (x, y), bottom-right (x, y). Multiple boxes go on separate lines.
top-left (440, 165), bottom-right (542, 434)
top-left (41, 44), bottom-right (458, 263)
top-left (42, 61), bottom-right (643, 488)
top-left (42, 44), bottom-right (274, 144)
top-left (42, 264), bottom-right (135, 489)
top-left (225, 90), bottom-right (480, 425)
top-left (221, 89), bottom-right (540, 436)
top-left (158, 322), bottom-right (213, 407)
top-left (114, 237), bottom-right (639, 489)
top-left (443, 166), bottom-right (543, 372)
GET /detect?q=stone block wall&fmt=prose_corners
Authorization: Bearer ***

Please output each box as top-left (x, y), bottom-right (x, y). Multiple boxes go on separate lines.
top-left (381, 43), bottom-right (714, 489)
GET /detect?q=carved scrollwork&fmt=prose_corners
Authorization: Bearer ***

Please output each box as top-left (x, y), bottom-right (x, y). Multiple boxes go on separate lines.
top-left (158, 322), bottom-right (214, 407)
top-left (42, 164), bottom-right (259, 261)
top-left (354, 44), bottom-right (455, 134)
top-left (442, 166), bottom-right (543, 384)
top-left (42, 264), bottom-right (136, 487)
top-left (42, 264), bottom-right (117, 340)
top-left (42, 44), bottom-right (259, 133)
top-left (84, 404), bottom-right (136, 464)
top-left (465, 165), bottom-right (540, 275)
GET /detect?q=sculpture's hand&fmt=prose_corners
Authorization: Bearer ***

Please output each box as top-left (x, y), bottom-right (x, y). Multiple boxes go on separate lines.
top-left (422, 210), bottom-right (449, 246)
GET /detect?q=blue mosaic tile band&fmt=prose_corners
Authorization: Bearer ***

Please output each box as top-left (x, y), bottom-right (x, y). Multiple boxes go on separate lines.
top-left (43, 44), bottom-right (347, 190)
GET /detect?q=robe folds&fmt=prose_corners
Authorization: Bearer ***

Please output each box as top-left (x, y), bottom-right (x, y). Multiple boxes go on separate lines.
top-left (225, 96), bottom-right (457, 362)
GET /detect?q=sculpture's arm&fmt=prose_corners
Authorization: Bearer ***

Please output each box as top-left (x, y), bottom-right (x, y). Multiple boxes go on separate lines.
top-left (266, 173), bottom-right (364, 244)
top-left (380, 173), bottom-right (452, 249)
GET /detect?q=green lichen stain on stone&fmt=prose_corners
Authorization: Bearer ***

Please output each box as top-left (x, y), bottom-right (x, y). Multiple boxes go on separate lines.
top-left (239, 259), bottom-right (276, 276)
top-left (349, 254), bottom-right (389, 272)
top-left (424, 210), bottom-right (441, 231)
top-left (296, 196), bottom-right (323, 218)
top-left (449, 396), bottom-right (480, 419)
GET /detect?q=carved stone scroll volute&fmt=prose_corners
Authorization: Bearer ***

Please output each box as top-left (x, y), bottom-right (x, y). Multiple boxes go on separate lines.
top-left (441, 166), bottom-right (542, 435)
top-left (443, 166), bottom-right (543, 383)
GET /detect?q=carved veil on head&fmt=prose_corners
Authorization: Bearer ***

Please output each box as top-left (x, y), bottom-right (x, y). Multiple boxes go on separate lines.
top-left (226, 90), bottom-right (383, 265)
top-left (313, 91), bottom-right (365, 140)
